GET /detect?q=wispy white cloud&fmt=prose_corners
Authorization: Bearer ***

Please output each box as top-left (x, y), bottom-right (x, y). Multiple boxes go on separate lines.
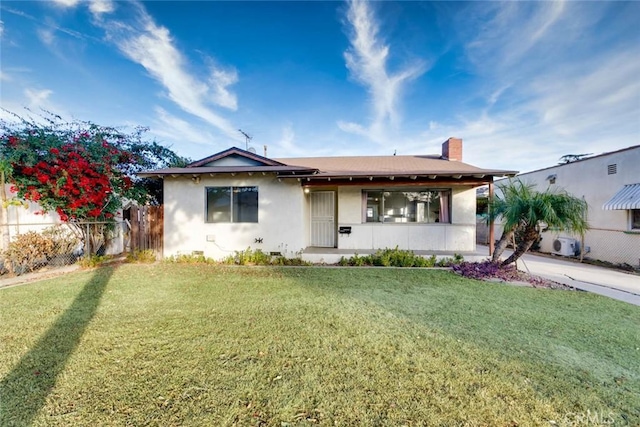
top-left (208, 66), bottom-right (238, 111)
top-left (0, 88), bottom-right (70, 124)
top-left (339, 0), bottom-right (427, 143)
top-left (99, 3), bottom-right (241, 142)
top-left (424, 0), bottom-right (640, 172)
top-left (531, 50), bottom-right (640, 138)
top-left (50, 0), bottom-right (114, 16)
top-left (37, 27), bottom-right (55, 46)
top-left (151, 107), bottom-right (218, 147)
top-left (464, 1), bottom-right (567, 73)
top-left (24, 88), bottom-right (54, 107)
top-left (51, 0), bottom-right (81, 8)
top-left (89, 0), bottom-right (114, 16)
top-left (275, 123), bottom-right (310, 157)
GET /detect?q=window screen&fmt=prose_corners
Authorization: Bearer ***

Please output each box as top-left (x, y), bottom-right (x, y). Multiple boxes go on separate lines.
top-left (206, 186), bottom-right (258, 223)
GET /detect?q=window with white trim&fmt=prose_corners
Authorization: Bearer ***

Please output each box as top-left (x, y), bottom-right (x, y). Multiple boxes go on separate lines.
top-left (363, 189), bottom-right (451, 223)
top-left (206, 186), bottom-right (258, 223)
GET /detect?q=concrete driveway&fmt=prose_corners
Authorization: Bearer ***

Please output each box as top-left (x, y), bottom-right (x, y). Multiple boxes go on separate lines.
top-left (478, 245), bottom-right (640, 306)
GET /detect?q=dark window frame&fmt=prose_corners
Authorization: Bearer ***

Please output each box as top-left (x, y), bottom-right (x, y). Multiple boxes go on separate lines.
top-left (362, 189), bottom-right (452, 224)
top-left (631, 209), bottom-right (640, 230)
top-left (205, 186), bottom-right (259, 223)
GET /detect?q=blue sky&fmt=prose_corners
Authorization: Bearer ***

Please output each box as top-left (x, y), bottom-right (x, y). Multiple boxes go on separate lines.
top-left (1, 0), bottom-right (638, 173)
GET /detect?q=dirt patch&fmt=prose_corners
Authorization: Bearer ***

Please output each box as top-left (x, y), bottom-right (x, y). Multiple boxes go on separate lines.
top-left (452, 261), bottom-right (578, 291)
top-left (0, 265), bottom-right (81, 289)
top-left (488, 272), bottom-right (578, 290)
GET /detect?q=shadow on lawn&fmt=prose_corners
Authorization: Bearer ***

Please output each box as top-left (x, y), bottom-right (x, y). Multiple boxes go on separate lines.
top-left (0, 266), bottom-right (114, 426)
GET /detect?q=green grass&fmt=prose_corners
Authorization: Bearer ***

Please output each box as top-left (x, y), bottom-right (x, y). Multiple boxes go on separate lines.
top-left (1, 264), bottom-right (638, 426)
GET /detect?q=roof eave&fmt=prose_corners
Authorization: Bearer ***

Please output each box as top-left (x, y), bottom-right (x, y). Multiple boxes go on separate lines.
top-left (137, 166), bottom-right (319, 178)
top-left (283, 171), bottom-right (518, 180)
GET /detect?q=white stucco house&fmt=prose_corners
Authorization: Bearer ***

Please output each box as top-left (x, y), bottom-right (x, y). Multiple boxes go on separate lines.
top-left (494, 145), bottom-right (640, 268)
top-left (141, 138), bottom-right (516, 262)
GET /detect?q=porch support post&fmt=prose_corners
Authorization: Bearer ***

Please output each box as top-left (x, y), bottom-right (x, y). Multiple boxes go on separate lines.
top-left (488, 180), bottom-right (495, 257)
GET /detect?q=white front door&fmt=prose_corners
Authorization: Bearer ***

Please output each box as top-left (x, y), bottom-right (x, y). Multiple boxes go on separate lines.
top-left (310, 191), bottom-right (335, 247)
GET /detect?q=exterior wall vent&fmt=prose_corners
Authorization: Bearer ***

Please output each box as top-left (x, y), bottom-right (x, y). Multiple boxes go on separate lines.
top-left (607, 164), bottom-right (617, 175)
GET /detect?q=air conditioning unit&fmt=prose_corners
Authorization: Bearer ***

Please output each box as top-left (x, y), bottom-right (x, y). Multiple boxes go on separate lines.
top-left (552, 237), bottom-right (578, 256)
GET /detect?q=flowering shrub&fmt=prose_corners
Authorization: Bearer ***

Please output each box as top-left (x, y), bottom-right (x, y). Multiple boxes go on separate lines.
top-left (9, 142), bottom-right (131, 222)
top-left (1, 112), bottom-right (188, 254)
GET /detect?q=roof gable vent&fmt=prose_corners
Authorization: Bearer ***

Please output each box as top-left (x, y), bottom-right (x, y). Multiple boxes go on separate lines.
top-left (607, 164), bottom-right (617, 175)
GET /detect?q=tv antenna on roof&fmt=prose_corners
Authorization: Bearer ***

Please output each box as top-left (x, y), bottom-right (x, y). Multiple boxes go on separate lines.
top-left (238, 129), bottom-right (252, 150)
top-left (559, 153), bottom-right (593, 164)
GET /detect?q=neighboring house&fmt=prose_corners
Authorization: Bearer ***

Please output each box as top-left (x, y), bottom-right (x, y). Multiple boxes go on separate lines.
top-left (1, 185), bottom-right (63, 252)
top-left (1, 184), bottom-right (126, 255)
top-left (140, 138), bottom-right (516, 261)
top-left (494, 145), bottom-right (640, 267)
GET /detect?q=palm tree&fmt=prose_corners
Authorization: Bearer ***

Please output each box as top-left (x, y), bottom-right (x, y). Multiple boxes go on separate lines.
top-left (490, 179), bottom-right (588, 266)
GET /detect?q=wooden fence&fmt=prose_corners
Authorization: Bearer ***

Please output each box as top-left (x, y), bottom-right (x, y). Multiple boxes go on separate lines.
top-left (128, 205), bottom-right (163, 257)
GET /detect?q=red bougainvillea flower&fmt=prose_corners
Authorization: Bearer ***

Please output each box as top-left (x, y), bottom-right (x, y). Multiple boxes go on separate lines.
top-left (87, 208), bottom-right (102, 217)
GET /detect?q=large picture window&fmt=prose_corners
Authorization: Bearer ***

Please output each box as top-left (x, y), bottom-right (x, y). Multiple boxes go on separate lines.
top-left (206, 186), bottom-right (258, 223)
top-left (363, 190), bottom-right (451, 223)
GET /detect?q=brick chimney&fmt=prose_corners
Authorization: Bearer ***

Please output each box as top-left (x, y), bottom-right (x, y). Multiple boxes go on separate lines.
top-left (442, 137), bottom-right (462, 161)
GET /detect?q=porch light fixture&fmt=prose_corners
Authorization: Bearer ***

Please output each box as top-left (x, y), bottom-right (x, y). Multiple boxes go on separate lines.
top-left (191, 175), bottom-right (201, 184)
top-left (304, 187), bottom-right (310, 194)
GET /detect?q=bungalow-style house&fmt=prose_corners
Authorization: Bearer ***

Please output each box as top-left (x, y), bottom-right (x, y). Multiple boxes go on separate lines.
top-left (140, 138), bottom-right (517, 261)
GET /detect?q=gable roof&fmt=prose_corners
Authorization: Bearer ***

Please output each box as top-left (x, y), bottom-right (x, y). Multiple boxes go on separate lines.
top-left (139, 146), bottom-right (517, 182)
top-left (187, 147), bottom-right (287, 167)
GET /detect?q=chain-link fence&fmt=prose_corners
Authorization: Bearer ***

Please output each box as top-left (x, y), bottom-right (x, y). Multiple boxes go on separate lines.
top-left (570, 228), bottom-right (639, 269)
top-left (0, 221), bottom-right (128, 276)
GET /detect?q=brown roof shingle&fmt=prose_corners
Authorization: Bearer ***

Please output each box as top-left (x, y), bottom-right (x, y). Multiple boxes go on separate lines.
top-left (274, 155), bottom-right (516, 177)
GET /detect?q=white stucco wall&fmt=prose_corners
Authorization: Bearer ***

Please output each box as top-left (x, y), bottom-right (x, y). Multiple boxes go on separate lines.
top-left (495, 146), bottom-right (640, 266)
top-left (335, 185), bottom-right (477, 252)
top-left (163, 174), bottom-right (307, 259)
top-left (165, 179), bottom-right (480, 258)
top-left (1, 184), bottom-right (124, 255)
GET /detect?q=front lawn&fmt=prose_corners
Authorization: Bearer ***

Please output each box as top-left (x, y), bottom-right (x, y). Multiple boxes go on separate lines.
top-left (1, 264), bottom-right (638, 426)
